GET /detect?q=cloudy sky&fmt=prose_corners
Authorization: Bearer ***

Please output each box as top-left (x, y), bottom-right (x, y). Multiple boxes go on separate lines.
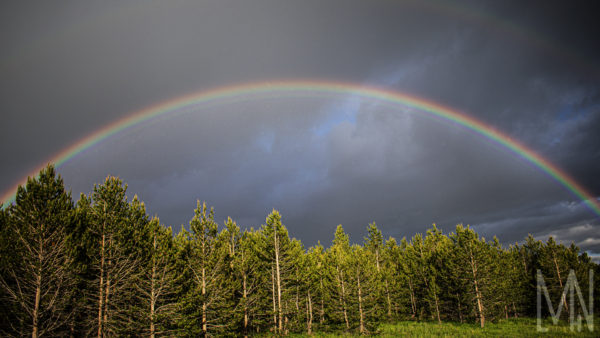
top-left (1, 0), bottom-right (599, 258)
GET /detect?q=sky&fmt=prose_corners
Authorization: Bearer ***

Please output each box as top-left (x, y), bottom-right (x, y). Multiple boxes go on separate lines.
top-left (1, 0), bottom-right (599, 260)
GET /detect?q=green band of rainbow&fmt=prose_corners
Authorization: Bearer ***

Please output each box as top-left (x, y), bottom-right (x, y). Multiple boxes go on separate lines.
top-left (2, 80), bottom-right (599, 217)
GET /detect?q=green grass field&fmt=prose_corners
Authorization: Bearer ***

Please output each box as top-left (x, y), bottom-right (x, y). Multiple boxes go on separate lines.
top-left (286, 318), bottom-right (599, 337)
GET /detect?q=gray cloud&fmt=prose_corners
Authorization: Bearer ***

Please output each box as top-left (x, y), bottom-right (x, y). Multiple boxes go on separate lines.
top-left (1, 0), bottom-right (598, 249)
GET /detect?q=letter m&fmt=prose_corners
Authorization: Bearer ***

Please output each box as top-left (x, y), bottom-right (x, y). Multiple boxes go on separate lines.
top-left (537, 269), bottom-right (594, 332)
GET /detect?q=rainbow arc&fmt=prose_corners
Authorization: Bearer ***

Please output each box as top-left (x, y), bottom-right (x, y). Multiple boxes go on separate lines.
top-left (2, 80), bottom-right (599, 218)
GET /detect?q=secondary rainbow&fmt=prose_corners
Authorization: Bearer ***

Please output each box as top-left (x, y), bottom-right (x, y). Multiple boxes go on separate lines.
top-left (2, 80), bottom-right (599, 217)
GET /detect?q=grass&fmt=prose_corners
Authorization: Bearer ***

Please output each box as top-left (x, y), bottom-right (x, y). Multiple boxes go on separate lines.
top-left (284, 318), bottom-right (599, 337)
top-left (376, 318), bottom-right (598, 337)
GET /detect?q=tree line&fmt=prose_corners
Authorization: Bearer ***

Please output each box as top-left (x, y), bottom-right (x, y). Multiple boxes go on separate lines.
top-left (0, 165), bottom-right (598, 336)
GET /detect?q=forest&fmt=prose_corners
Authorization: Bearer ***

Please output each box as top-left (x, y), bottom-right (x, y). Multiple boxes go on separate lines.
top-left (0, 165), bottom-right (598, 337)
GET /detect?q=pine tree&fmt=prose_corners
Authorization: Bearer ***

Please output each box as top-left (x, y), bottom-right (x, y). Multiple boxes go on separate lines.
top-left (289, 242), bottom-right (307, 333)
top-left (382, 237), bottom-right (402, 321)
top-left (61, 193), bottom-right (98, 336)
top-left (443, 249), bottom-right (469, 323)
top-left (327, 225), bottom-right (352, 331)
top-left (137, 218), bottom-right (179, 337)
top-left (520, 234), bottom-right (543, 317)
top-left (220, 217), bottom-right (243, 334)
top-left (258, 210), bottom-right (304, 334)
top-left (407, 227), bottom-right (444, 323)
top-left (0, 165), bottom-right (75, 337)
top-left (347, 244), bottom-right (379, 334)
top-left (305, 242), bottom-right (329, 331)
top-left (0, 205), bottom-right (16, 334)
top-left (489, 237), bottom-right (513, 320)
top-left (364, 222), bottom-right (393, 320)
top-left (302, 246), bottom-right (319, 334)
top-left (538, 236), bottom-right (573, 319)
top-left (230, 227), bottom-right (269, 335)
top-left (89, 176), bottom-right (141, 337)
top-left (450, 225), bottom-right (495, 328)
top-left (3, 163), bottom-right (600, 335)
top-left (505, 244), bottom-right (529, 318)
top-left (396, 237), bottom-right (419, 319)
top-left (266, 210), bottom-right (285, 334)
top-left (180, 201), bottom-right (229, 336)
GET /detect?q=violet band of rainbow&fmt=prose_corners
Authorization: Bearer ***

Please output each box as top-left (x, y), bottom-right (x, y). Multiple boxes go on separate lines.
top-left (2, 80), bottom-right (599, 218)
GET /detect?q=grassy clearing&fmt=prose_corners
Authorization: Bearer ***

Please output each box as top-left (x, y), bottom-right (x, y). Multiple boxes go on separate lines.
top-left (376, 318), bottom-right (598, 337)
top-left (285, 318), bottom-right (599, 337)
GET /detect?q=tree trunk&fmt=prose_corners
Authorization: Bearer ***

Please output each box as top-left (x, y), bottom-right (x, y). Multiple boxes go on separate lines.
top-left (552, 254), bottom-right (569, 314)
top-left (32, 236), bottom-right (43, 338)
top-left (456, 293), bottom-right (463, 323)
top-left (97, 232), bottom-right (106, 338)
top-left (474, 278), bottom-right (484, 328)
top-left (273, 225), bottom-right (283, 333)
top-left (319, 277), bottom-right (325, 325)
top-left (408, 278), bottom-right (416, 319)
top-left (434, 293), bottom-right (441, 324)
top-left (385, 280), bottom-right (392, 319)
top-left (104, 275), bottom-right (110, 328)
top-left (202, 265), bottom-right (207, 335)
top-left (306, 291), bottom-right (313, 335)
top-left (150, 235), bottom-right (157, 338)
top-left (271, 266), bottom-right (277, 332)
top-left (357, 270), bottom-right (365, 335)
top-left (103, 237), bottom-right (112, 329)
top-left (243, 272), bottom-right (248, 334)
top-left (337, 266), bottom-right (349, 330)
top-left (469, 248), bottom-right (485, 328)
top-left (295, 270), bottom-right (300, 323)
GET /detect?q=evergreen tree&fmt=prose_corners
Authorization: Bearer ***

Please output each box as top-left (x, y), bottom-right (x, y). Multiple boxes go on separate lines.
top-left (327, 225), bottom-right (352, 331)
top-left (347, 244), bottom-right (379, 334)
top-left (364, 222), bottom-right (393, 320)
top-left (305, 242), bottom-right (329, 331)
top-left (137, 218), bottom-right (179, 337)
top-left (63, 194), bottom-right (97, 336)
top-left (396, 237), bottom-right (419, 320)
top-left (505, 244), bottom-right (529, 318)
top-left (519, 234), bottom-right (543, 316)
top-left (1, 163), bottom-right (598, 335)
top-left (220, 217), bottom-right (243, 334)
top-left (179, 201), bottom-right (229, 336)
top-left (258, 210), bottom-right (304, 335)
top-left (0, 205), bottom-right (16, 334)
top-left (538, 236), bottom-right (574, 319)
top-left (89, 176), bottom-right (141, 337)
top-left (0, 165), bottom-right (75, 337)
top-left (407, 227), bottom-right (445, 323)
top-left (230, 227), bottom-right (270, 335)
top-left (382, 237), bottom-right (402, 321)
top-left (450, 225), bottom-right (495, 327)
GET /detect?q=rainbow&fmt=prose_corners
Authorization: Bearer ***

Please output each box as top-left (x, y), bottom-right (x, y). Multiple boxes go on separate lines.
top-left (2, 80), bottom-right (599, 217)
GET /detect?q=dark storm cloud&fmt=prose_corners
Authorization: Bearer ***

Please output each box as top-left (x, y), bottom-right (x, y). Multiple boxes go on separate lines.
top-left (1, 0), bottom-right (599, 251)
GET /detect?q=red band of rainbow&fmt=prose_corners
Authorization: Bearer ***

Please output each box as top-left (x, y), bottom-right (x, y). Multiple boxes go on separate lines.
top-left (2, 80), bottom-right (599, 217)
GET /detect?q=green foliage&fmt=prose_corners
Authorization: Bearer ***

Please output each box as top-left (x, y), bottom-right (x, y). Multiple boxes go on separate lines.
top-left (178, 201), bottom-right (231, 336)
top-left (1, 164), bottom-right (598, 336)
top-left (0, 165), bottom-right (75, 337)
